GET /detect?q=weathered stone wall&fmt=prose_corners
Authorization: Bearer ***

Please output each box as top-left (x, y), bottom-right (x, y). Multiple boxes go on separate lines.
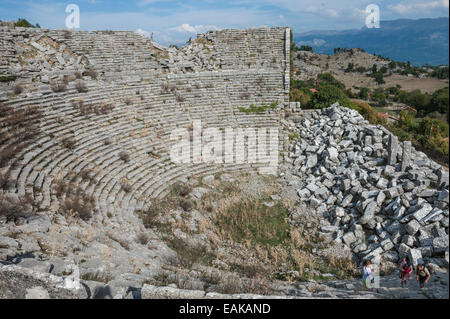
top-left (0, 25), bottom-right (290, 105)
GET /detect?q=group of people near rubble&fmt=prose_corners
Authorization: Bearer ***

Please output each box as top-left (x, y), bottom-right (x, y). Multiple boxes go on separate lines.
top-left (362, 256), bottom-right (431, 291)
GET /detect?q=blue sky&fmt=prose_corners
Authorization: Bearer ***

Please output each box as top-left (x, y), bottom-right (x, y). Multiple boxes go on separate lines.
top-left (1, 0), bottom-right (448, 44)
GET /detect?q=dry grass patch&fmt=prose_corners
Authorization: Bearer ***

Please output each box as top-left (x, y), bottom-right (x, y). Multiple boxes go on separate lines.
top-left (215, 199), bottom-right (290, 247)
top-left (83, 69), bottom-right (98, 80)
top-left (12, 84), bottom-right (24, 95)
top-left (138, 198), bottom-right (174, 229)
top-left (121, 178), bottom-right (133, 193)
top-left (0, 104), bottom-right (43, 168)
top-left (75, 80), bottom-right (88, 93)
top-left (50, 80), bottom-right (67, 93)
top-left (61, 136), bottom-right (77, 150)
top-left (54, 179), bottom-right (96, 221)
top-left (72, 99), bottom-right (114, 116)
top-left (118, 151), bottom-right (130, 163)
top-left (0, 193), bottom-right (34, 220)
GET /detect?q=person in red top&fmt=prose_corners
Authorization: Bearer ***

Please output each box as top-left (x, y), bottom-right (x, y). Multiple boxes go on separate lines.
top-left (399, 256), bottom-right (413, 287)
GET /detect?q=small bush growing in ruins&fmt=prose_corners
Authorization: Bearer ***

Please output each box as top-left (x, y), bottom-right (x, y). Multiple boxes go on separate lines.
top-left (0, 173), bottom-right (13, 190)
top-left (240, 92), bottom-right (250, 100)
top-left (161, 82), bottom-right (170, 94)
top-left (0, 193), bottom-right (34, 220)
top-left (0, 145), bottom-right (16, 169)
top-left (179, 198), bottom-right (193, 212)
top-left (104, 137), bottom-right (113, 145)
top-left (75, 80), bottom-right (88, 93)
top-left (56, 183), bottom-right (96, 221)
top-left (0, 104), bottom-right (43, 168)
top-left (137, 233), bottom-right (150, 245)
top-left (121, 179), bottom-right (132, 193)
top-left (51, 80), bottom-right (67, 93)
top-left (138, 198), bottom-right (172, 229)
top-left (63, 29), bottom-right (72, 39)
top-left (61, 196), bottom-right (93, 221)
top-left (119, 151), bottom-right (130, 163)
top-left (72, 99), bottom-right (114, 116)
top-left (84, 69), bottom-right (98, 80)
top-left (172, 183), bottom-right (191, 197)
top-left (0, 75), bottom-right (17, 83)
top-left (175, 92), bottom-right (185, 103)
top-left (12, 84), bottom-right (24, 95)
top-left (63, 75), bottom-right (74, 84)
top-left (239, 102), bottom-right (278, 114)
top-left (95, 102), bottom-right (114, 115)
top-left (80, 168), bottom-right (97, 184)
top-left (167, 238), bottom-right (208, 269)
top-left (61, 136), bottom-right (76, 150)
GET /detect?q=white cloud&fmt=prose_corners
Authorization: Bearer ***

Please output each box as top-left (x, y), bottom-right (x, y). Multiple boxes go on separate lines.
top-left (135, 24), bottom-right (220, 45)
top-left (136, 28), bottom-right (152, 38)
top-left (169, 23), bottom-right (219, 33)
top-left (388, 0), bottom-right (449, 15)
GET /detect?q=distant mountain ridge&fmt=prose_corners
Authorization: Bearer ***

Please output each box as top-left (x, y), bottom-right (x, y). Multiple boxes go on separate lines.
top-left (294, 17), bottom-right (449, 66)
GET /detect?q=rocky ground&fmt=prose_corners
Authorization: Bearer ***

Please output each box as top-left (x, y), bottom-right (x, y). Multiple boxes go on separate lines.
top-left (2, 262), bottom-right (447, 299)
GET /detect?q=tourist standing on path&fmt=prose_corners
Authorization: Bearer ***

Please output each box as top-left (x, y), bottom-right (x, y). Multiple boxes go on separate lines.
top-left (363, 260), bottom-right (375, 291)
top-left (416, 263), bottom-right (431, 288)
top-left (399, 256), bottom-right (413, 288)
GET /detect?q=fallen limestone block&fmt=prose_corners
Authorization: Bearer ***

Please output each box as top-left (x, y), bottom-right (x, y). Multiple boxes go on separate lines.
top-left (30, 41), bottom-right (46, 52)
top-left (433, 236), bottom-right (449, 255)
top-left (0, 265), bottom-right (87, 299)
top-left (141, 285), bottom-right (206, 299)
top-left (401, 141), bottom-right (411, 171)
top-left (387, 134), bottom-right (398, 166)
top-left (405, 219), bottom-right (421, 235)
top-left (408, 249), bottom-right (424, 268)
top-left (141, 285), bottom-right (298, 300)
top-left (25, 286), bottom-right (50, 299)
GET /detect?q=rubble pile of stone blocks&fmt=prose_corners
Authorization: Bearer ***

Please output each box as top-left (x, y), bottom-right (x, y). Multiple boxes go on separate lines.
top-left (289, 103), bottom-right (449, 268)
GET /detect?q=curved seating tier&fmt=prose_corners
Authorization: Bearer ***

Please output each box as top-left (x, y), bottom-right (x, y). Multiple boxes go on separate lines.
top-left (1, 70), bottom-right (285, 221)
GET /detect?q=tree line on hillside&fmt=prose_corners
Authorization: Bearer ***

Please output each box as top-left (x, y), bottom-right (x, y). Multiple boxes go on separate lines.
top-left (294, 41), bottom-right (449, 80)
top-left (289, 69), bottom-right (449, 164)
top-left (13, 18), bottom-right (40, 28)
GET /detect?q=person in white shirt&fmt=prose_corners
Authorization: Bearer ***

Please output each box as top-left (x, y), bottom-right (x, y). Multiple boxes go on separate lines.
top-left (363, 260), bottom-right (375, 291)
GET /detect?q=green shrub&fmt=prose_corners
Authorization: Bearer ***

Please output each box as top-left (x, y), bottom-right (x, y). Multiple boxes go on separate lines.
top-left (14, 18), bottom-right (36, 28)
top-left (239, 102), bottom-right (277, 114)
top-left (289, 132), bottom-right (300, 141)
top-left (0, 75), bottom-right (17, 83)
top-left (317, 73), bottom-right (345, 90)
top-left (359, 87), bottom-right (369, 100)
top-left (310, 84), bottom-right (351, 109)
